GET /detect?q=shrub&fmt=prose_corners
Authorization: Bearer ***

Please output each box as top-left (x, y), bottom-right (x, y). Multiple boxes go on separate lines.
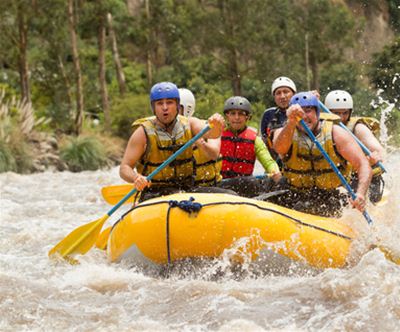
top-left (110, 94), bottom-right (149, 139)
top-left (60, 136), bottom-right (108, 172)
top-left (0, 140), bottom-right (17, 172)
top-left (11, 138), bottom-right (34, 173)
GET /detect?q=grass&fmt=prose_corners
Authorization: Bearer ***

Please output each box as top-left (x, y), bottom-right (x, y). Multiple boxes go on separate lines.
top-left (0, 140), bottom-right (17, 172)
top-left (60, 136), bottom-right (108, 172)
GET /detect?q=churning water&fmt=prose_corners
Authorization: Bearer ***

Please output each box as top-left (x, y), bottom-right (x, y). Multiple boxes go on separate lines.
top-left (1, 150), bottom-right (400, 331)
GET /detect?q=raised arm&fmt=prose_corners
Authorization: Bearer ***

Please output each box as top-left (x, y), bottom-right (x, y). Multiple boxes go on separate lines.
top-left (189, 113), bottom-right (225, 139)
top-left (273, 104), bottom-right (304, 156)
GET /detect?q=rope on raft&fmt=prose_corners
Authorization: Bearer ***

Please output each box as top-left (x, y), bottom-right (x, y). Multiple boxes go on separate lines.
top-left (112, 196), bottom-right (353, 264)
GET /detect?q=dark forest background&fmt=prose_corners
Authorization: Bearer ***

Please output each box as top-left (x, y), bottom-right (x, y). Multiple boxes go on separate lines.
top-left (0, 0), bottom-right (399, 172)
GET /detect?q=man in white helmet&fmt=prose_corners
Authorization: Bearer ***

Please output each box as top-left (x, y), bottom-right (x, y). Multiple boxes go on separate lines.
top-left (260, 76), bottom-right (297, 164)
top-left (178, 88), bottom-right (196, 117)
top-left (325, 90), bottom-right (385, 203)
top-left (178, 88), bottom-right (225, 188)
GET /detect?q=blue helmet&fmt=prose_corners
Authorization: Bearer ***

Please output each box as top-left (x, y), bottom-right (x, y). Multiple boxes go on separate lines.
top-left (290, 92), bottom-right (320, 116)
top-left (150, 82), bottom-right (180, 105)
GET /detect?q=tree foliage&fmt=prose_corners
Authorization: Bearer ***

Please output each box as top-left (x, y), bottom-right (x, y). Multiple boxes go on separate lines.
top-left (370, 36), bottom-right (400, 107)
top-left (0, 0), bottom-right (398, 144)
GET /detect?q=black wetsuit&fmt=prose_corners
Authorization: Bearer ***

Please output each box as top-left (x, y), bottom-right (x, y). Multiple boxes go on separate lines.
top-left (260, 107), bottom-right (287, 167)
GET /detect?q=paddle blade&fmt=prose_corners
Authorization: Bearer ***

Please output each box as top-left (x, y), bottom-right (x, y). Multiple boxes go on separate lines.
top-left (95, 226), bottom-right (112, 250)
top-left (379, 246), bottom-right (400, 265)
top-left (101, 184), bottom-right (135, 205)
top-left (48, 215), bottom-right (109, 259)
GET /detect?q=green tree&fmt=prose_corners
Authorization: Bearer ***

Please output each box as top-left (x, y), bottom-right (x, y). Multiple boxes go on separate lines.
top-left (369, 36), bottom-right (400, 108)
top-left (369, 36), bottom-right (400, 145)
top-left (291, 0), bottom-right (358, 90)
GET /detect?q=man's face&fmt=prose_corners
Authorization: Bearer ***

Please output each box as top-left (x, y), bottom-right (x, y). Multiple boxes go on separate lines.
top-left (330, 108), bottom-right (351, 124)
top-left (225, 109), bottom-right (249, 131)
top-left (299, 106), bottom-right (319, 132)
top-left (154, 98), bottom-right (178, 124)
top-left (274, 87), bottom-right (294, 109)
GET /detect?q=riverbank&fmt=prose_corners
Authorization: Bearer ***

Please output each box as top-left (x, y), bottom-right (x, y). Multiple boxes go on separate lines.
top-left (18, 131), bottom-right (125, 173)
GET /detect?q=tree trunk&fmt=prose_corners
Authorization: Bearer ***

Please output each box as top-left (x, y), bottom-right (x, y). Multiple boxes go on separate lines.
top-left (57, 55), bottom-right (73, 110)
top-left (309, 51), bottom-right (319, 90)
top-left (219, 1), bottom-right (241, 95)
top-left (98, 13), bottom-right (111, 132)
top-left (107, 13), bottom-right (126, 96)
top-left (145, 0), bottom-right (153, 88)
top-left (17, 5), bottom-right (30, 102)
top-left (67, 0), bottom-right (84, 136)
top-left (305, 33), bottom-right (311, 91)
top-left (229, 53), bottom-right (241, 96)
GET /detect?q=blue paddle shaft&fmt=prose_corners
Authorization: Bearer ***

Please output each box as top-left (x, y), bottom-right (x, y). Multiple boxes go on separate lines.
top-left (319, 101), bottom-right (386, 173)
top-left (107, 125), bottom-right (211, 216)
top-left (299, 119), bottom-right (373, 224)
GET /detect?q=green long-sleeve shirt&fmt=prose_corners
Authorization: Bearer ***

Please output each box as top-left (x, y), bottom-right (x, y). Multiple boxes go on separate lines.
top-left (254, 136), bottom-right (280, 175)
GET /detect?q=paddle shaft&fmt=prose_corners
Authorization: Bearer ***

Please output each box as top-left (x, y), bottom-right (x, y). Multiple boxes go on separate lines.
top-left (101, 174), bottom-right (267, 205)
top-left (318, 101), bottom-right (386, 173)
top-left (299, 119), bottom-right (373, 224)
top-left (107, 125), bottom-right (211, 216)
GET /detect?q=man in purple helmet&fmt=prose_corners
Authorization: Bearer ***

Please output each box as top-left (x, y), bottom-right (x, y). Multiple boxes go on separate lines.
top-left (120, 82), bottom-right (227, 201)
top-left (272, 91), bottom-right (372, 217)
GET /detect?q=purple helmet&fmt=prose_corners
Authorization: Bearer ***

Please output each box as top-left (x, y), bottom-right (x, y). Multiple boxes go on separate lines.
top-left (290, 92), bottom-right (320, 117)
top-left (150, 82), bottom-right (180, 105)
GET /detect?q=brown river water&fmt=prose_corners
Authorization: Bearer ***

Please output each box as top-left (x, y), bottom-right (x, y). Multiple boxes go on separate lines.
top-left (1, 148), bottom-right (400, 331)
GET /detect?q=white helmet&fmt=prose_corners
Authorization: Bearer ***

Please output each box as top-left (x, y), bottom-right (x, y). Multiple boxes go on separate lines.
top-left (271, 76), bottom-right (297, 96)
top-left (178, 88), bottom-right (196, 117)
top-left (324, 90), bottom-right (353, 110)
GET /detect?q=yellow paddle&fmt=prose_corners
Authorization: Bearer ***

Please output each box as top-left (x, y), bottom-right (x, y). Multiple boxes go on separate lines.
top-left (95, 226), bottom-right (112, 250)
top-left (101, 184), bottom-right (135, 205)
top-left (48, 125), bottom-right (212, 260)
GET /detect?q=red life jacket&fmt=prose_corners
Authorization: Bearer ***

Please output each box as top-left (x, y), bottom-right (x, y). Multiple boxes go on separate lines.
top-left (220, 127), bottom-right (257, 178)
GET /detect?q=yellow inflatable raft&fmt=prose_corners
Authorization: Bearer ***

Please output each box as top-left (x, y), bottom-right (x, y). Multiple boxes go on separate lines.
top-left (107, 193), bottom-right (355, 269)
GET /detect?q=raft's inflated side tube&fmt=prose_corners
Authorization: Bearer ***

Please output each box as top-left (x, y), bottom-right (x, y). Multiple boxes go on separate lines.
top-left (107, 193), bottom-right (355, 269)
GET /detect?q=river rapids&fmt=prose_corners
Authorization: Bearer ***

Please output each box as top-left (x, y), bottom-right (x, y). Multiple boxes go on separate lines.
top-left (1, 150), bottom-right (400, 331)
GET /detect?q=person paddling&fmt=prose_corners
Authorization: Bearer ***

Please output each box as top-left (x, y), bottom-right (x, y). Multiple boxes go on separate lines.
top-left (273, 91), bottom-right (372, 217)
top-left (119, 82), bottom-right (225, 202)
top-left (218, 96), bottom-right (281, 197)
top-left (179, 88), bottom-right (223, 188)
top-left (324, 90), bottom-right (385, 203)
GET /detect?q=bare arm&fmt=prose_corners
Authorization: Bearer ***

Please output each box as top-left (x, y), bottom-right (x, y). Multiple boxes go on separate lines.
top-left (119, 126), bottom-right (150, 190)
top-left (333, 125), bottom-right (372, 211)
top-left (196, 137), bottom-right (221, 160)
top-left (273, 104), bottom-right (304, 155)
top-left (354, 123), bottom-right (385, 164)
